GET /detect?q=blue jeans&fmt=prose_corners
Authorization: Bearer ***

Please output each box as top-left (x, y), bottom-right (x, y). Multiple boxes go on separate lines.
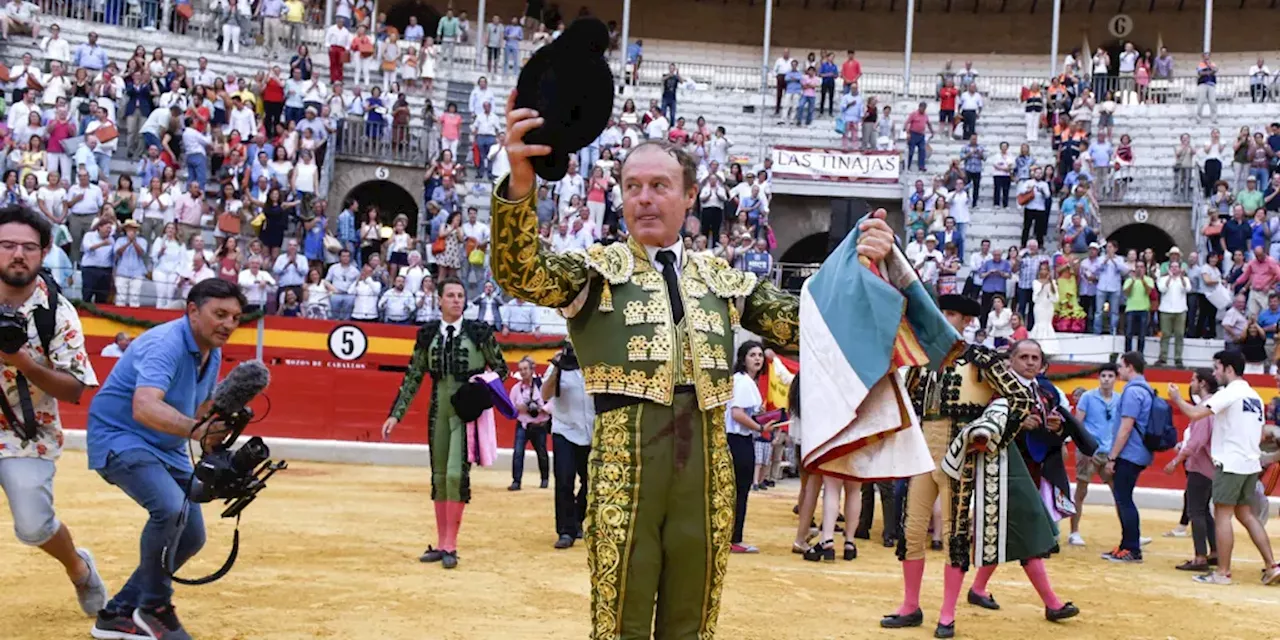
top-left (284, 105), bottom-right (305, 124)
top-left (185, 153), bottom-right (208, 189)
top-left (953, 222), bottom-right (968, 257)
top-left (142, 132), bottom-right (162, 154)
top-left (330, 293), bottom-right (354, 320)
top-left (503, 44), bottom-right (520, 75)
top-left (660, 94), bottom-right (677, 123)
top-left (577, 146), bottom-right (599, 177)
top-left (1095, 289), bottom-right (1123, 335)
top-left (1015, 287), bottom-right (1034, 329)
top-left (475, 134), bottom-right (497, 178)
top-left (98, 448), bottom-right (206, 611)
top-left (95, 151), bottom-right (112, 183)
top-left (907, 132), bottom-right (927, 170)
top-left (1124, 309), bottom-right (1148, 353)
top-left (1111, 458), bottom-right (1145, 554)
top-left (1251, 167), bottom-right (1270, 186)
top-left (796, 95), bottom-right (816, 125)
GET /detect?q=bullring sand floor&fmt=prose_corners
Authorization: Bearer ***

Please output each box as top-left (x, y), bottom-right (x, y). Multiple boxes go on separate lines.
top-left (1, 451), bottom-right (1275, 639)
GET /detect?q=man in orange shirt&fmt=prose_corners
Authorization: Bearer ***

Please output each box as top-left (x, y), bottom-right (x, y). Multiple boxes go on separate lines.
top-left (938, 79), bottom-right (959, 137)
top-left (904, 102), bottom-right (933, 172)
top-left (841, 50), bottom-right (862, 95)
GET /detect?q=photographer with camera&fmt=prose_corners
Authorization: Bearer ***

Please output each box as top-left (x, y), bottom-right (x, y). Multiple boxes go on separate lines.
top-left (86, 278), bottom-right (248, 640)
top-left (507, 355), bottom-right (550, 491)
top-left (540, 342), bottom-right (594, 549)
top-left (0, 205), bottom-right (107, 618)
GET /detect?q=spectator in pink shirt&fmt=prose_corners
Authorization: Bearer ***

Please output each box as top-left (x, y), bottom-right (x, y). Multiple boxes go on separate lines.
top-left (1234, 246), bottom-right (1280, 316)
top-left (439, 102), bottom-right (463, 158)
top-left (508, 356), bottom-right (551, 491)
top-left (1163, 368), bottom-right (1219, 572)
top-left (903, 102), bottom-right (933, 171)
top-left (797, 66), bottom-right (820, 127)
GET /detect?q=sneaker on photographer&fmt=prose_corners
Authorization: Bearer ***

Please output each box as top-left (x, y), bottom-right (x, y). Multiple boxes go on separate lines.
top-left (1067, 532), bottom-right (1086, 547)
top-left (133, 604), bottom-right (193, 640)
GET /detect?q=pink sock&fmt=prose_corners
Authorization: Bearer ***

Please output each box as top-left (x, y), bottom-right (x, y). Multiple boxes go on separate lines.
top-left (939, 565), bottom-right (965, 625)
top-left (970, 564), bottom-right (997, 597)
top-left (442, 501), bottom-right (466, 552)
top-left (1022, 558), bottom-right (1064, 610)
top-left (896, 559), bottom-right (926, 616)
top-left (433, 501), bottom-right (447, 549)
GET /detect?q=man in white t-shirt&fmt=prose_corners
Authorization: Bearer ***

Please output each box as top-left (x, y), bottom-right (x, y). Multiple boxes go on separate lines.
top-left (772, 48), bottom-right (793, 116)
top-left (1167, 349), bottom-right (1280, 586)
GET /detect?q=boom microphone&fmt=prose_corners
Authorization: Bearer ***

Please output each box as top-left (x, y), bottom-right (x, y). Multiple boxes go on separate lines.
top-left (209, 359), bottom-right (270, 417)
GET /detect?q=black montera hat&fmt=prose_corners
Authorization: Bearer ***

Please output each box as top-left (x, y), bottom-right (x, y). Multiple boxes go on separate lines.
top-left (514, 17), bottom-right (614, 182)
top-left (938, 294), bottom-right (981, 318)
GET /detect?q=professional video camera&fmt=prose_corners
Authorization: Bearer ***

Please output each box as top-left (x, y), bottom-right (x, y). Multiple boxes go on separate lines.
top-left (166, 359), bottom-right (287, 585)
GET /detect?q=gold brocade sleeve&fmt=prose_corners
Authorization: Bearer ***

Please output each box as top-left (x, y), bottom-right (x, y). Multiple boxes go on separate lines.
top-left (966, 345), bottom-right (1035, 448)
top-left (742, 280), bottom-right (800, 352)
top-left (490, 175), bottom-right (590, 308)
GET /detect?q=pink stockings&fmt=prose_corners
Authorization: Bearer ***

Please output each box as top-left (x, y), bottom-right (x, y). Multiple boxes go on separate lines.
top-left (434, 500), bottom-right (467, 552)
top-left (969, 558), bottom-right (1063, 609)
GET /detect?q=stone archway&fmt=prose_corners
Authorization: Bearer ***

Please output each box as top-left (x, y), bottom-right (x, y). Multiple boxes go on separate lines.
top-left (1107, 222), bottom-right (1176, 260)
top-left (327, 160), bottom-right (425, 230)
top-left (344, 180), bottom-right (420, 230)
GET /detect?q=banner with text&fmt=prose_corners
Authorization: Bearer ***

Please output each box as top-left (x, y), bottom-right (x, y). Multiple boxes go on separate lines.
top-left (770, 146), bottom-right (901, 183)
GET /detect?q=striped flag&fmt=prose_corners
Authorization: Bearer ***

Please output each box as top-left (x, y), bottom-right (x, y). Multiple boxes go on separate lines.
top-left (765, 355), bottom-right (796, 411)
top-left (799, 221), bottom-right (962, 481)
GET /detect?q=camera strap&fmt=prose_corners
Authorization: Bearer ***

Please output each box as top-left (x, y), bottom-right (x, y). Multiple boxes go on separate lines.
top-left (163, 495), bottom-right (243, 586)
top-left (0, 373), bottom-right (42, 443)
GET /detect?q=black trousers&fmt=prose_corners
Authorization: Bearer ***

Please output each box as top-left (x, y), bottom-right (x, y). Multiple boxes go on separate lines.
top-left (979, 290), bottom-right (1001, 329)
top-left (960, 109), bottom-right (978, 138)
top-left (727, 433), bottom-right (755, 544)
top-left (512, 423), bottom-right (550, 484)
top-left (1021, 208), bottom-right (1048, 246)
top-left (1193, 293), bottom-right (1218, 338)
top-left (701, 206), bottom-right (724, 247)
top-left (856, 480), bottom-right (897, 542)
top-left (819, 82), bottom-right (835, 115)
top-left (552, 433), bottom-right (589, 537)
top-left (775, 74), bottom-right (786, 113)
top-left (1080, 294), bottom-right (1096, 333)
top-left (993, 175), bottom-right (1011, 207)
top-left (81, 266), bottom-right (113, 303)
top-left (1186, 471), bottom-right (1218, 559)
top-left (965, 171), bottom-right (982, 203)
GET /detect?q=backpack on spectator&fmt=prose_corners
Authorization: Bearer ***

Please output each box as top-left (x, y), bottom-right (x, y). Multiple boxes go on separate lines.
top-left (1134, 383), bottom-right (1178, 452)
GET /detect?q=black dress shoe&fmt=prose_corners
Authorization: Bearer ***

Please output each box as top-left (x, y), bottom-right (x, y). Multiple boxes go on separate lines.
top-left (441, 551), bottom-right (459, 569)
top-left (554, 534), bottom-right (574, 549)
top-left (883, 537), bottom-right (897, 548)
top-left (540, 478), bottom-right (549, 489)
top-left (508, 482), bottom-right (521, 491)
top-left (419, 546), bottom-right (445, 563)
top-left (934, 622), bottom-right (955, 638)
top-left (1045, 602), bottom-right (1079, 622)
top-left (853, 529), bottom-right (871, 540)
top-left (931, 540), bottom-right (944, 551)
top-left (967, 589), bottom-right (1000, 610)
top-left (880, 609), bottom-right (924, 629)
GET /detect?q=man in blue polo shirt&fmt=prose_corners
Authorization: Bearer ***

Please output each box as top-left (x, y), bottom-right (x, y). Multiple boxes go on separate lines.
top-left (86, 279), bottom-right (246, 640)
top-left (1104, 351), bottom-right (1154, 563)
top-left (1069, 363), bottom-right (1120, 547)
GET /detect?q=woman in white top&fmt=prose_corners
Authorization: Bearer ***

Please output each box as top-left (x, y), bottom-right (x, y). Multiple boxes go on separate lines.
top-left (725, 340), bottom-right (771, 555)
top-left (991, 141), bottom-right (1014, 208)
top-left (302, 267), bottom-right (336, 319)
top-left (414, 274), bottom-right (440, 324)
top-left (149, 222), bottom-right (186, 309)
top-left (418, 37), bottom-right (439, 92)
top-left (136, 177), bottom-right (173, 241)
top-left (1029, 262), bottom-right (1059, 353)
top-left (293, 149), bottom-right (319, 196)
top-left (1156, 262), bottom-right (1190, 366)
top-left (1200, 127), bottom-right (1229, 198)
top-left (986, 294), bottom-right (1014, 348)
top-left (268, 147), bottom-right (295, 188)
top-left (385, 214), bottom-right (414, 279)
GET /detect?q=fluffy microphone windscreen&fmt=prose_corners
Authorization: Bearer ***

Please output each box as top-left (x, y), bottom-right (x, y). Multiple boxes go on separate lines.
top-left (210, 359), bottom-right (271, 415)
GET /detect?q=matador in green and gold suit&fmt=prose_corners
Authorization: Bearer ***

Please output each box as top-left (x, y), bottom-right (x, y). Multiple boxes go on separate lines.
top-left (387, 319), bottom-right (509, 566)
top-left (491, 176), bottom-right (799, 639)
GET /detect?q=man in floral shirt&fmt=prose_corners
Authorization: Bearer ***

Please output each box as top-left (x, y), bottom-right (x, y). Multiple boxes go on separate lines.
top-left (0, 205), bottom-right (105, 617)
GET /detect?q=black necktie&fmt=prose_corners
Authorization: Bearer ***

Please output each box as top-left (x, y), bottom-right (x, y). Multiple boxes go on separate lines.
top-left (656, 250), bottom-right (685, 325)
top-left (445, 324), bottom-right (455, 372)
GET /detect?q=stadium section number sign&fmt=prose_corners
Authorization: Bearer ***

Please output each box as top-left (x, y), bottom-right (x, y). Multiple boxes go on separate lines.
top-left (1108, 14), bottom-right (1134, 38)
top-left (328, 324), bottom-right (369, 361)
top-left (769, 146), bottom-right (901, 183)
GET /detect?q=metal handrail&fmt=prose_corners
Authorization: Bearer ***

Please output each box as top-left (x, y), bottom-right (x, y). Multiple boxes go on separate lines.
top-left (332, 116), bottom-right (432, 166)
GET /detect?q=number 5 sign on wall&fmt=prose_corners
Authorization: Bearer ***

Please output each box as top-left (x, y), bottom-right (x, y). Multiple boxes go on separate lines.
top-left (328, 324), bottom-right (369, 361)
